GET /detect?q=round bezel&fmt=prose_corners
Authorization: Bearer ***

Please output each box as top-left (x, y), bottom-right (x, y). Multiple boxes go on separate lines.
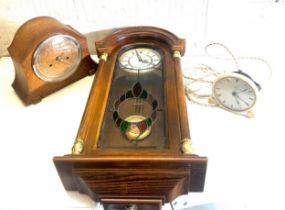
top-left (212, 73), bottom-right (258, 112)
top-left (118, 46), bottom-right (161, 73)
top-left (32, 34), bottom-right (82, 82)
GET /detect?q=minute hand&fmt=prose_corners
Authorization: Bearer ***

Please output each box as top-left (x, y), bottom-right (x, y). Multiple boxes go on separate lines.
top-left (135, 49), bottom-right (143, 62)
top-left (236, 88), bottom-right (249, 94)
top-left (236, 94), bottom-right (250, 106)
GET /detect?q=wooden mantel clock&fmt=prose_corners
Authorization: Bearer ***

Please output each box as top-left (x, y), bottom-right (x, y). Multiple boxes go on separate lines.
top-left (54, 27), bottom-right (207, 210)
top-left (8, 16), bottom-right (97, 105)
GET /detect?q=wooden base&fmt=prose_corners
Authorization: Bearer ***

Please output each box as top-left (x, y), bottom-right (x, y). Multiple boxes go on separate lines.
top-left (102, 198), bottom-right (162, 210)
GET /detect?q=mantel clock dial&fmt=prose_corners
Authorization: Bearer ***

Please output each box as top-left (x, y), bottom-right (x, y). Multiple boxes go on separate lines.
top-left (8, 16), bottom-right (97, 105)
top-left (32, 34), bottom-right (82, 82)
top-left (54, 27), bottom-right (207, 210)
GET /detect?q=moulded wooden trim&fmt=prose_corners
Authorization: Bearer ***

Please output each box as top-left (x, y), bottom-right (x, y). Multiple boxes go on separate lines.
top-left (95, 26), bottom-right (186, 56)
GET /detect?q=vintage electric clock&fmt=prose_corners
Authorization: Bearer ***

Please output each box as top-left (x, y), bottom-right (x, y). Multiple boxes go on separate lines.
top-left (54, 27), bottom-right (207, 210)
top-left (8, 16), bottom-right (97, 105)
top-left (210, 71), bottom-right (259, 117)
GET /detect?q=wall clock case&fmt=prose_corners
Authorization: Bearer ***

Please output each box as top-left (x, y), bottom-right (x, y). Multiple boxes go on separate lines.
top-left (54, 27), bottom-right (207, 210)
top-left (8, 16), bottom-right (97, 105)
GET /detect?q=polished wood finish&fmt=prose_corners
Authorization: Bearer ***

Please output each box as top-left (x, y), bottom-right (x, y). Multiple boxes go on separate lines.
top-left (8, 16), bottom-right (97, 105)
top-left (54, 27), bottom-right (207, 209)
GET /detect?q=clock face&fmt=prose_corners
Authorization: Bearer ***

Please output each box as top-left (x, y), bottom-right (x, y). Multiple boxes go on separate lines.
top-left (118, 47), bottom-right (161, 72)
top-left (32, 34), bottom-right (82, 82)
top-left (213, 73), bottom-right (258, 112)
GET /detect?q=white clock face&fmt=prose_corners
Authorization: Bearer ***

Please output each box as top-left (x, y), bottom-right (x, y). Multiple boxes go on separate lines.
top-left (213, 74), bottom-right (258, 112)
top-left (118, 47), bottom-right (161, 72)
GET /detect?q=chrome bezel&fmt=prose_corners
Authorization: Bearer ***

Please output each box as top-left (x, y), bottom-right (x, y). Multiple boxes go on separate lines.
top-left (32, 34), bottom-right (82, 82)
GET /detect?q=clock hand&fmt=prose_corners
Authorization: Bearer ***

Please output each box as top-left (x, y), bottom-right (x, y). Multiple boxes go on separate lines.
top-left (58, 58), bottom-right (72, 65)
top-left (135, 49), bottom-right (143, 62)
top-left (56, 54), bottom-right (72, 65)
top-left (236, 94), bottom-right (250, 106)
top-left (233, 94), bottom-right (242, 109)
top-left (236, 88), bottom-right (249, 94)
top-left (55, 52), bottom-right (64, 61)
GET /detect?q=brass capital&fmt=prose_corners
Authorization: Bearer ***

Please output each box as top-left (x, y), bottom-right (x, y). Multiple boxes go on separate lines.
top-left (181, 138), bottom-right (192, 154)
top-left (173, 50), bottom-right (181, 59)
top-left (99, 52), bottom-right (108, 62)
top-left (72, 138), bottom-right (84, 155)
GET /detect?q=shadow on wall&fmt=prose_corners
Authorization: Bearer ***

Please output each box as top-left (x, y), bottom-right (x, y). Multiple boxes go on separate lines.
top-left (84, 28), bottom-right (118, 54)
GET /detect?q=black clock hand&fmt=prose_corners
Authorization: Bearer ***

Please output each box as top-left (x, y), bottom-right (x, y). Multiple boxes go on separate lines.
top-left (233, 95), bottom-right (242, 109)
top-left (236, 88), bottom-right (249, 94)
top-left (135, 49), bottom-right (143, 62)
top-left (236, 94), bottom-right (250, 106)
top-left (135, 49), bottom-right (149, 64)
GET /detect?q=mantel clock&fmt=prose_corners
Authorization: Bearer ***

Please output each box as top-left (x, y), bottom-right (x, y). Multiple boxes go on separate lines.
top-left (8, 16), bottom-right (97, 105)
top-left (54, 27), bottom-right (207, 210)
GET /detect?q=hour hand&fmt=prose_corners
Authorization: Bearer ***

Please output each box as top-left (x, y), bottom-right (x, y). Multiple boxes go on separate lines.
top-left (56, 54), bottom-right (72, 65)
top-left (233, 95), bottom-right (242, 109)
top-left (135, 49), bottom-right (143, 62)
top-left (58, 58), bottom-right (72, 65)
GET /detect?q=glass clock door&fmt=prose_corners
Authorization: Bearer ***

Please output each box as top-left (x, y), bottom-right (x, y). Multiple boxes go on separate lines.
top-left (98, 44), bottom-right (167, 149)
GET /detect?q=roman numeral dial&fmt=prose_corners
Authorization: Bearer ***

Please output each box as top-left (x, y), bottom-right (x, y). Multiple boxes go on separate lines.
top-left (118, 47), bottom-right (161, 72)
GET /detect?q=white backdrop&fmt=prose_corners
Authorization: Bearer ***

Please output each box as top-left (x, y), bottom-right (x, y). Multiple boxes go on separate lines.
top-left (1, 0), bottom-right (285, 210)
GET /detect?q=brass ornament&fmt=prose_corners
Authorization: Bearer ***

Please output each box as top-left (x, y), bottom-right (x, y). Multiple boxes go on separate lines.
top-left (181, 138), bottom-right (192, 154)
top-left (173, 50), bottom-right (181, 59)
top-left (99, 52), bottom-right (108, 62)
top-left (72, 139), bottom-right (84, 155)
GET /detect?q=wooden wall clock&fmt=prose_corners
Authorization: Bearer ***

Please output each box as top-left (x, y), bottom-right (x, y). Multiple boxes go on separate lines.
top-left (8, 16), bottom-right (97, 105)
top-left (54, 27), bottom-right (207, 210)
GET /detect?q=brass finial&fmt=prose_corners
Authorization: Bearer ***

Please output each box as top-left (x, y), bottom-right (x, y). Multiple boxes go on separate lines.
top-left (72, 138), bottom-right (84, 155)
top-left (99, 52), bottom-right (108, 62)
top-left (173, 50), bottom-right (181, 59)
top-left (181, 138), bottom-right (192, 154)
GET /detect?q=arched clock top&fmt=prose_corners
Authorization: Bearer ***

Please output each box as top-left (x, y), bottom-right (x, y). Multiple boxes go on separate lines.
top-left (8, 17), bottom-right (63, 60)
top-left (95, 26), bottom-right (186, 56)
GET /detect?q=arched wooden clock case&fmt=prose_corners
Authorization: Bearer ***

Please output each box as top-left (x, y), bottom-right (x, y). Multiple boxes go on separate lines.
top-left (8, 16), bottom-right (97, 105)
top-left (54, 27), bottom-right (207, 210)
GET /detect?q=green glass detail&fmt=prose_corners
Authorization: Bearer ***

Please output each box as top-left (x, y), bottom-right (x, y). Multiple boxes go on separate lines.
top-left (112, 111), bottom-right (119, 121)
top-left (120, 121), bottom-right (130, 133)
top-left (140, 90), bottom-right (148, 99)
top-left (146, 118), bottom-right (152, 126)
top-left (126, 90), bottom-right (133, 99)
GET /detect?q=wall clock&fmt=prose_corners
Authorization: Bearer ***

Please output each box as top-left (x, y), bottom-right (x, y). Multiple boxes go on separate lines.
top-left (8, 16), bottom-right (97, 105)
top-left (54, 27), bottom-right (207, 210)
